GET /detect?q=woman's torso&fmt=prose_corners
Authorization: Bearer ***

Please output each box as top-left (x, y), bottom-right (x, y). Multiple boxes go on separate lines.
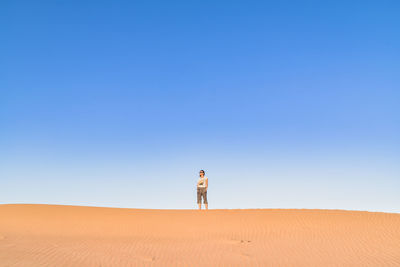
top-left (197, 176), bottom-right (207, 188)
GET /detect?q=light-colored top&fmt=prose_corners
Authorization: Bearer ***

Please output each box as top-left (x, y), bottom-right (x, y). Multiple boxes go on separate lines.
top-left (197, 176), bottom-right (208, 188)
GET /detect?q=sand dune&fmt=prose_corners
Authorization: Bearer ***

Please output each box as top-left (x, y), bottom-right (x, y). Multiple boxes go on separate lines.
top-left (0, 204), bottom-right (399, 266)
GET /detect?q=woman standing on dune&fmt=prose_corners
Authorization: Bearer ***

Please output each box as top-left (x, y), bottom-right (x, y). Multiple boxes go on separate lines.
top-left (197, 170), bottom-right (208, 210)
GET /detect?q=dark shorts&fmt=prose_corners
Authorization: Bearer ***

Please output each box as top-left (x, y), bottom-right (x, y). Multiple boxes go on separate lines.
top-left (197, 187), bottom-right (208, 204)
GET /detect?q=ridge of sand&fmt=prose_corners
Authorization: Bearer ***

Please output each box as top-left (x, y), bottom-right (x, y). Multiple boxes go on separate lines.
top-left (1, 204), bottom-right (399, 266)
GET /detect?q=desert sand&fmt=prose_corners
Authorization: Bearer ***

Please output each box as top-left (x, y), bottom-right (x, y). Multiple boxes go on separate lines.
top-left (0, 204), bottom-right (399, 266)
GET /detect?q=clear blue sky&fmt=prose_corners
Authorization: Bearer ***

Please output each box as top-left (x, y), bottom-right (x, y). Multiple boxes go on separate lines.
top-left (1, 1), bottom-right (399, 212)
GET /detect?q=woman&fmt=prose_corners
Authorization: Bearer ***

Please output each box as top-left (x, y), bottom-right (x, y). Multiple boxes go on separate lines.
top-left (197, 170), bottom-right (208, 210)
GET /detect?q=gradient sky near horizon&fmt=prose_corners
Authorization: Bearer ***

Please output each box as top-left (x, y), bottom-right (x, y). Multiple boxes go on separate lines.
top-left (1, 1), bottom-right (399, 212)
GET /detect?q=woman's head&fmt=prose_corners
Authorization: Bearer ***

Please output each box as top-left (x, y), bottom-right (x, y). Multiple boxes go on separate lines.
top-left (199, 170), bottom-right (205, 177)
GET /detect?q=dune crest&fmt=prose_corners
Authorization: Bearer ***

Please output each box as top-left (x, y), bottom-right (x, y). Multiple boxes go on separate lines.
top-left (1, 204), bottom-right (399, 266)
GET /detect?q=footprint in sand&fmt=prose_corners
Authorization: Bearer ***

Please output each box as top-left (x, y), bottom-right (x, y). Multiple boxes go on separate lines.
top-left (224, 239), bottom-right (252, 245)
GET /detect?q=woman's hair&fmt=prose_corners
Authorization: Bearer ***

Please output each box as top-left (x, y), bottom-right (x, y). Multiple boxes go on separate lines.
top-left (199, 170), bottom-right (205, 177)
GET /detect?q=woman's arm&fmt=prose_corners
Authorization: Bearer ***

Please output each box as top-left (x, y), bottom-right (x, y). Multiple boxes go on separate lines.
top-left (205, 178), bottom-right (208, 189)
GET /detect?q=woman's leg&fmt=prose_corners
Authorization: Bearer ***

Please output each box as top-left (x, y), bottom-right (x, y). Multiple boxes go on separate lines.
top-left (197, 188), bottom-right (201, 210)
top-left (203, 189), bottom-right (208, 210)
